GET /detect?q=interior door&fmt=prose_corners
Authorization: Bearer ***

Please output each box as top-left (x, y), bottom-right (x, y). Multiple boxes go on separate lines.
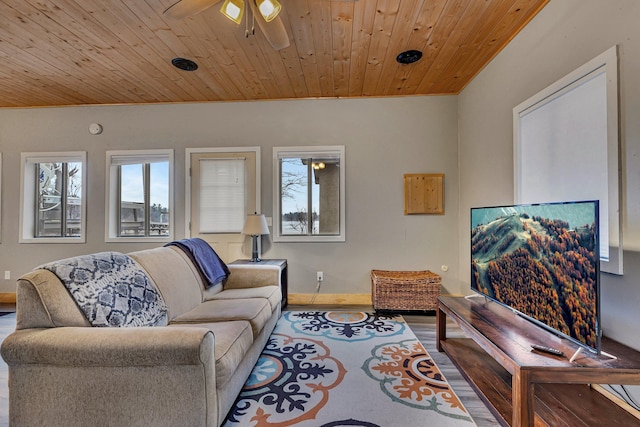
top-left (189, 150), bottom-right (258, 262)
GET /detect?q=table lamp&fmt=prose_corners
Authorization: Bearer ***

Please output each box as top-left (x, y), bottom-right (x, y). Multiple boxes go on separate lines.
top-left (242, 213), bottom-right (270, 262)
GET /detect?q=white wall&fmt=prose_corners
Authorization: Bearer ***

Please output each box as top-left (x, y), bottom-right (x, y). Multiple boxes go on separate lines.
top-left (0, 96), bottom-right (461, 296)
top-left (458, 0), bottom-right (640, 350)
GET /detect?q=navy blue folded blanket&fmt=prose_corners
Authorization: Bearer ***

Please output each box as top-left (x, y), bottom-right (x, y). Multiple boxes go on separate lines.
top-left (165, 238), bottom-right (230, 288)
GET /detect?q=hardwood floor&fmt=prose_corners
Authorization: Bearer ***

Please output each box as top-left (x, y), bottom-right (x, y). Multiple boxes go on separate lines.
top-left (287, 305), bottom-right (500, 426)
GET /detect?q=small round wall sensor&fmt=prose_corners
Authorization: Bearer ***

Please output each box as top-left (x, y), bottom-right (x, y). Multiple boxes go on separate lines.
top-left (88, 123), bottom-right (103, 135)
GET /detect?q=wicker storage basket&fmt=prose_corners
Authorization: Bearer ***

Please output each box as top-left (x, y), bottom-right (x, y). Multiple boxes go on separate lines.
top-left (371, 270), bottom-right (441, 311)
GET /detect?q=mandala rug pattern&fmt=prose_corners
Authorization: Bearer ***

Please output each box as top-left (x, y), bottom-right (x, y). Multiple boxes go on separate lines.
top-left (362, 339), bottom-right (469, 419)
top-left (223, 311), bottom-right (476, 427)
top-left (286, 311), bottom-right (405, 342)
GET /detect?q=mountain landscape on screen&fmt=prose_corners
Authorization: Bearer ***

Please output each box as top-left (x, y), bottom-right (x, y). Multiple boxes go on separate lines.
top-left (471, 203), bottom-right (599, 350)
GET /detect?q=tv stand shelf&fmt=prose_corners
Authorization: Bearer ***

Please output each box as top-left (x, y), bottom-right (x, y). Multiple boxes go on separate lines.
top-left (437, 296), bottom-right (640, 426)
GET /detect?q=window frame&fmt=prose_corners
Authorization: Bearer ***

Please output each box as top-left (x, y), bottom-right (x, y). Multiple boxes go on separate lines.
top-left (105, 149), bottom-right (174, 242)
top-left (273, 146), bottom-right (346, 243)
top-left (19, 151), bottom-right (87, 244)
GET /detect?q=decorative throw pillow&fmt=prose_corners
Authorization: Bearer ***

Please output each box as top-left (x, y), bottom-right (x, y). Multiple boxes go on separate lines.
top-left (40, 252), bottom-right (168, 327)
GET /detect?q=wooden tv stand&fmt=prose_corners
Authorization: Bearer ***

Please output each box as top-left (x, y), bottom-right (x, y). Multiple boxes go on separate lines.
top-left (437, 296), bottom-right (640, 426)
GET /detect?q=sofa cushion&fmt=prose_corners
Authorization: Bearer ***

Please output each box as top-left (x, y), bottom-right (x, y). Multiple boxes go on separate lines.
top-left (129, 247), bottom-right (204, 320)
top-left (164, 238), bottom-right (230, 288)
top-left (171, 299), bottom-right (272, 338)
top-left (169, 320), bottom-right (253, 388)
top-left (209, 286), bottom-right (281, 311)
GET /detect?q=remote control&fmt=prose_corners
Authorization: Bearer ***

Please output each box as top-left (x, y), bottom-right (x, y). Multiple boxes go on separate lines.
top-left (531, 344), bottom-right (565, 357)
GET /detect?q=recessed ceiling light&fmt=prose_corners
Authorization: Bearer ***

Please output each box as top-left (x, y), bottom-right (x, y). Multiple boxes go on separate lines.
top-left (396, 50), bottom-right (423, 64)
top-left (171, 57), bottom-right (198, 71)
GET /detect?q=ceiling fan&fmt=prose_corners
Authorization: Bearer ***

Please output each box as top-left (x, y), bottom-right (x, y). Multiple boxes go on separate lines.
top-left (163, 0), bottom-right (290, 50)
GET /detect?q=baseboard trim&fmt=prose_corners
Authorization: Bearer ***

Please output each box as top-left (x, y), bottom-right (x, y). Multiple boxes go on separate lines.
top-left (592, 385), bottom-right (640, 421)
top-left (288, 293), bottom-right (372, 305)
top-left (0, 293), bottom-right (16, 304)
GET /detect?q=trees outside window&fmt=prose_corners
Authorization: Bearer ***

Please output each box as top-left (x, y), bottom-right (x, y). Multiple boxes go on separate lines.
top-left (36, 162), bottom-right (82, 237)
top-left (20, 152), bottom-right (87, 243)
top-left (106, 150), bottom-right (173, 241)
top-left (274, 146), bottom-right (345, 243)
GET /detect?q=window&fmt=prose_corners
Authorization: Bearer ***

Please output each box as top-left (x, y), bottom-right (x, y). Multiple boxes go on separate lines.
top-left (513, 46), bottom-right (621, 274)
top-left (106, 150), bottom-right (173, 242)
top-left (273, 146), bottom-right (345, 242)
top-left (20, 152), bottom-right (87, 243)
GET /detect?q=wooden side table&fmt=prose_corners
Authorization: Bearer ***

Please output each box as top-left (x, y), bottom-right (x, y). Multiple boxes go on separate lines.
top-left (229, 259), bottom-right (288, 308)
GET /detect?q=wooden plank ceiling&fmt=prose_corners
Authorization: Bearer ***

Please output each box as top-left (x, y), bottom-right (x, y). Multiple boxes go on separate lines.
top-left (0, 0), bottom-right (548, 108)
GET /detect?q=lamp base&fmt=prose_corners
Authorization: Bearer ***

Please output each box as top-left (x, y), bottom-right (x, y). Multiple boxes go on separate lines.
top-left (250, 235), bottom-right (262, 262)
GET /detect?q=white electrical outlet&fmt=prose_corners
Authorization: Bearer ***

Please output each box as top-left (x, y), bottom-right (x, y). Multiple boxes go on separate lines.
top-left (4, 271), bottom-right (10, 280)
top-left (317, 271), bottom-right (324, 282)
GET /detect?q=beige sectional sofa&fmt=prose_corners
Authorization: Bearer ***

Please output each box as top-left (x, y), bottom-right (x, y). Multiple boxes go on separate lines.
top-left (0, 245), bottom-right (283, 427)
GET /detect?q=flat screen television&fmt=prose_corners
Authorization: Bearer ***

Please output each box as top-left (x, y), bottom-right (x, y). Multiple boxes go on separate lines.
top-left (471, 201), bottom-right (601, 353)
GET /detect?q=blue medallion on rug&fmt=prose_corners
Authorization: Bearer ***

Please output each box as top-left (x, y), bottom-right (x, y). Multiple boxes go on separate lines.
top-left (222, 312), bottom-right (476, 427)
top-left (286, 311), bottom-right (405, 341)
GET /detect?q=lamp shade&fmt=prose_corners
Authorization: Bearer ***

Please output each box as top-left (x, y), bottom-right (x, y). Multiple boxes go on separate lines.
top-left (256, 0), bottom-right (281, 22)
top-left (221, 0), bottom-right (244, 24)
top-left (242, 213), bottom-right (270, 236)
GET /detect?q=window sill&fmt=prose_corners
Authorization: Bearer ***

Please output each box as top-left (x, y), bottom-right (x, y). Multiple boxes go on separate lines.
top-left (105, 236), bottom-right (173, 243)
top-left (19, 237), bottom-right (86, 244)
top-left (273, 235), bottom-right (345, 243)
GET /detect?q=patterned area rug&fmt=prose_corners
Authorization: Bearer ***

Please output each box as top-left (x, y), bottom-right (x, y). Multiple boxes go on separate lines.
top-left (222, 311), bottom-right (476, 427)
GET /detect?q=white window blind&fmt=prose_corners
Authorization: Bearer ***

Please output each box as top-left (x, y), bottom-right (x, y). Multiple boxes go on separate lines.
top-left (513, 46), bottom-right (621, 274)
top-left (199, 158), bottom-right (246, 233)
top-left (518, 71), bottom-right (609, 259)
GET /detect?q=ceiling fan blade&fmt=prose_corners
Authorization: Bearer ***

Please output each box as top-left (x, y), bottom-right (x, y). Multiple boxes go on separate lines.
top-left (163, 0), bottom-right (222, 20)
top-left (249, 1), bottom-right (290, 50)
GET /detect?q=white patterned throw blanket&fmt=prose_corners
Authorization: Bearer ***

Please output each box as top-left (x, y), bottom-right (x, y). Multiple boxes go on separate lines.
top-left (41, 252), bottom-right (168, 327)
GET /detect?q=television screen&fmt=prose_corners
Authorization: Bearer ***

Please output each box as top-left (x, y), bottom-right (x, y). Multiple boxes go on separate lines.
top-left (471, 201), bottom-right (600, 352)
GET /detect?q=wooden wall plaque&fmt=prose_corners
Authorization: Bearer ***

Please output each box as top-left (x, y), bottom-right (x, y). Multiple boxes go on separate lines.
top-left (404, 173), bottom-right (444, 215)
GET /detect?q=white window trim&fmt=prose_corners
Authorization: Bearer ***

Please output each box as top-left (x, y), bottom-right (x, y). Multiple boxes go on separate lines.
top-left (105, 149), bottom-right (174, 243)
top-left (185, 147), bottom-right (261, 238)
top-left (19, 151), bottom-right (87, 244)
top-left (273, 145), bottom-right (346, 243)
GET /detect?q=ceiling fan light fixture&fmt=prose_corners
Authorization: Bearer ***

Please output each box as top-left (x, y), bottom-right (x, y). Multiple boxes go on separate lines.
top-left (221, 0), bottom-right (245, 24)
top-left (256, 0), bottom-right (281, 22)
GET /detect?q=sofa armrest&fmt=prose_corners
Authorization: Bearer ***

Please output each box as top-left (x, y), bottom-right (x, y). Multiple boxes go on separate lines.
top-left (1, 326), bottom-right (218, 427)
top-left (225, 264), bottom-right (281, 289)
top-left (1, 326), bottom-right (214, 367)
